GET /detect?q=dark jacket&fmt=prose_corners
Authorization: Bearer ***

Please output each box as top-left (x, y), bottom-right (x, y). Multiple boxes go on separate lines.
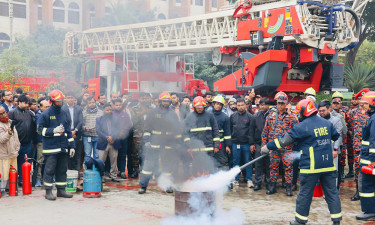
top-left (96, 114), bottom-right (122, 150)
top-left (249, 110), bottom-right (269, 145)
top-left (267, 115), bottom-right (339, 174)
top-left (170, 103), bottom-right (190, 121)
top-left (2, 102), bottom-right (14, 113)
top-left (37, 106), bottom-right (75, 155)
top-left (35, 110), bottom-right (43, 143)
top-left (184, 111), bottom-right (220, 151)
top-left (230, 111), bottom-right (252, 145)
top-left (360, 113), bottom-right (375, 166)
top-left (9, 106), bottom-right (36, 145)
top-left (62, 104), bottom-right (83, 138)
top-left (213, 109), bottom-right (231, 167)
top-left (112, 109), bottom-right (132, 140)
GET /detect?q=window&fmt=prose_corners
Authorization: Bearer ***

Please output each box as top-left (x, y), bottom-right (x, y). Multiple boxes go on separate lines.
top-left (176, 0), bottom-right (182, 3)
top-left (13, 0), bottom-right (26, 19)
top-left (158, 13), bottom-right (166, 20)
top-left (68, 2), bottom-right (79, 24)
top-left (53, 0), bottom-right (65, 23)
top-left (38, 0), bottom-right (42, 20)
top-left (0, 33), bottom-right (10, 51)
top-left (89, 4), bottom-right (95, 28)
top-left (212, 0), bottom-right (217, 8)
top-left (0, 2), bottom-right (9, 17)
top-left (195, 0), bottom-right (203, 6)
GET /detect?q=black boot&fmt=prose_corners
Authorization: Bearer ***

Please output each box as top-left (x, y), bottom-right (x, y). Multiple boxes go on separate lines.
top-left (332, 221), bottom-right (340, 225)
top-left (45, 189), bottom-right (56, 201)
top-left (130, 171), bottom-right (139, 178)
top-left (253, 183), bottom-right (261, 191)
top-left (286, 184), bottom-right (293, 196)
top-left (290, 220), bottom-right (306, 225)
top-left (356, 213), bottom-right (375, 220)
top-left (351, 183), bottom-right (360, 201)
top-left (57, 189), bottom-right (73, 198)
top-left (345, 165), bottom-right (354, 178)
top-left (166, 187), bottom-right (174, 193)
top-left (266, 182), bottom-right (277, 195)
top-left (138, 187), bottom-right (147, 194)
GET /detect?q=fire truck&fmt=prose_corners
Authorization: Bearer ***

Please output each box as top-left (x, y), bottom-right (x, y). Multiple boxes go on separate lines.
top-left (64, 0), bottom-right (370, 97)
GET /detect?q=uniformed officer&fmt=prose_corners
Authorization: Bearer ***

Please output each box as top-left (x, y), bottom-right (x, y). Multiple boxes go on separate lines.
top-left (356, 91), bottom-right (375, 221)
top-left (262, 99), bottom-right (341, 225)
top-left (38, 90), bottom-right (76, 200)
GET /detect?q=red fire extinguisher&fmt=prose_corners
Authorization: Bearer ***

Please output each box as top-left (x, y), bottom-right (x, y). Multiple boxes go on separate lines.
top-left (9, 165), bottom-right (18, 196)
top-left (361, 164), bottom-right (375, 175)
top-left (22, 158), bottom-right (32, 195)
top-left (0, 172), bottom-right (2, 198)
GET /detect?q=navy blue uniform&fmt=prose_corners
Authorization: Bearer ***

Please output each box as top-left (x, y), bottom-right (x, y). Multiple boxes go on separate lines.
top-left (267, 115), bottom-right (342, 223)
top-left (359, 113), bottom-right (375, 213)
top-left (213, 109), bottom-right (231, 169)
top-left (37, 106), bottom-right (75, 190)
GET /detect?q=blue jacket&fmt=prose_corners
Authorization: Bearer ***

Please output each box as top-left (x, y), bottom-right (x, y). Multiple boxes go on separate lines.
top-left (37, 106), bottom-right (75, 155)
top-left (96, 114), bottom-right (122, 150)
top-left (267, 115), bottom-right (339, 174)
top-left (35, 110), bottom-right (42, 143)
top-left (213, 109), bottom-right (231, 147)
top-left (360, 113), bottom-right (375, 166)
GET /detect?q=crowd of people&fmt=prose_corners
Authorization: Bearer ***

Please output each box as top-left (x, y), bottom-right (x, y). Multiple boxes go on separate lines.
top-left (0, 86), bottom-right (374, 223)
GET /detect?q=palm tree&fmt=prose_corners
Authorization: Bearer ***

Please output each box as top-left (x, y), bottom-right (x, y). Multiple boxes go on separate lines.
top-left (344, 63), bottom-right (375, 92)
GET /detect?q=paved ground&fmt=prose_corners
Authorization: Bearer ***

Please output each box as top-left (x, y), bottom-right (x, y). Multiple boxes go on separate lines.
top-left (0, 176), bottom-right (374, 225)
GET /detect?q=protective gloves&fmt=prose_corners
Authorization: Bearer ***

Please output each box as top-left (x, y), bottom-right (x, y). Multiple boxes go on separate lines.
top-left (261, 145), bottom-right (270, 155)
top-left (53, 125), bottom-right (64, 134)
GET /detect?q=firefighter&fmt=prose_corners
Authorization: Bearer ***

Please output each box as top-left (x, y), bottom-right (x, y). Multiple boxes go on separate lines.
top-left (262, 99), bottom-right (341, 225)
top-left (261, 91), bottom-right (297, 196)
top-left (129, 92), bottom-right (153, 178)
top-left (37, 90), bottom-right (76, 201)
top-left (184, 96), bottom-right (220, 176)
top-left (356, 91), bottom-right (375, 221)
top-left (304, 87), bottom-right (316, 98)
top-left (212, 95), bottom-right (231, 171)
top-left (138, 92), bottom-right (181, 194)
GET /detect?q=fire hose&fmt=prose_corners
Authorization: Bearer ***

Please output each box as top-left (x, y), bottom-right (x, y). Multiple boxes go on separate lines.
top-left (239, 153), bottom-right (269, 171)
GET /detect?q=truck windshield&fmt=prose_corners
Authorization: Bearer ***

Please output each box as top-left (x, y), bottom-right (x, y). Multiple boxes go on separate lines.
top-left (84, 60), bottom-right (96, 83)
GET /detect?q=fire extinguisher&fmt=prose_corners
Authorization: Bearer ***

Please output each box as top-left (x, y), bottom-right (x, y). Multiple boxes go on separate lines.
top-left (0, 172), bottom-right (2, 198)
top-left (22, 158), bottom-right (32, 195)
top-left (9, 165), bottom-right (18, 196)
top-left (361, 164), bottom-right (375, 175)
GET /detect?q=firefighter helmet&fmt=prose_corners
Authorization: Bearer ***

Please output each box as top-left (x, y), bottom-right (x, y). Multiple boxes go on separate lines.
top-left (158, 92), bottom-right (172, 101)
top-left (49, 90), bottom-right (65, 102)
top-left (274, 91), bottom-right (288, 104)
top-left (294, 99), bottom-right (318, 118)
top-left (193, 96), bottom-right (207, 108)
top-left (354, 88), bottom-right (370, 100)
top-left (332, 91), bottom-right (343, 100)
top-left (361, 91), bottom-right (375, 107)
top-left (304, 87), bottom-right (316, 96)
top-left (213, 95), bottom-right (225, 105)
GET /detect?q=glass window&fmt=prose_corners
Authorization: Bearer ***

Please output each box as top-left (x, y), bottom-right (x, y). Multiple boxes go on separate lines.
top-left (14, 3), bottom-right (26, 18)
top-left (0, 33), bottom-right (10, 51)
top-left (68, 2), bottom-right (79, 24)
top-left (195, 0), bottom-right (203, 6)
top-left (212, 0), bottom-right (217, 8)
top-left (53, 0), bottom-right (65, 23)
top-left (89, 4), bottom-right (95, 28)
top-left (38, 0), bottom-right (42, 20)
top-left (0, 2), bottom-right (9, 17)
top-left (176, 0), bottom-right (182, 3)
top-left (84, 60), bottom-right (96, 83)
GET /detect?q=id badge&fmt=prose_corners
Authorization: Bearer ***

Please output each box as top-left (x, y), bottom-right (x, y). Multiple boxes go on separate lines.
top-left (237, 144), bottom-right (240, 149)
top-left (88, 137), bottom-right (91, 143)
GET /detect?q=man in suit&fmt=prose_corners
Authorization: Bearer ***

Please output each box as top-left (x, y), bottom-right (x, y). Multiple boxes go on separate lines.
top-left (62, 92), bottom-right (83, 171)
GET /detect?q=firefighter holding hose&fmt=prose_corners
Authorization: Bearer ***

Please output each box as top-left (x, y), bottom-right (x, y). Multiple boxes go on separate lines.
top-left (261, 99), bottom-right (341, 225)
top-left (356, 91), bottom-right (375, 221)
top-left (38, 90), bottom-right (76, 200)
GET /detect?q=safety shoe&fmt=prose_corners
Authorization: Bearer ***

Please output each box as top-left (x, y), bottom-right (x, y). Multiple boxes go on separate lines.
top-left (356, 213), bottom-right (375, 220)
top-left (57, 189), bottom-right (73, 198)
top-left (266, 182), bottom-right (277, 195)
top-left (111, 178), bottom-right (120, 183)
top-left (45, 189), bottom-right (56, 201)
top-left (286, 184), bottom-right (293, 197)
top-left (138, 187), bottom-right (147, 194)
top-left (345, 170), bottom-right (354, 178)
top-left (118, 172), bottom-right (127, 179)
top-left (166, 188), bottom-right (174, 193)
top-left (232, 181), bottom-right (239, 186)
top-left (247, 180), bottom-right (254, 188)
top-left (351, 190), bottom-right (360, 201)
top-left (253, 183), bottom-right (261, 191)
top-left (290, 220), bottom-right (306, 225)
top-left (130, 171), bottom-right (139, 178)
top-left (332, 221), bottom-right (340, 225)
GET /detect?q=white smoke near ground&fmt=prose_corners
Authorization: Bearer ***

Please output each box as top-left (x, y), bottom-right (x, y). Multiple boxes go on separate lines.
top-left (157, 173), bottom-right (176, 192)
top-left (160, 167), bottom-right (245, 225)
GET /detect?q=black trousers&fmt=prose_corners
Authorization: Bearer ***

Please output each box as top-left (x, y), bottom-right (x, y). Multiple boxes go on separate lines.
top-left (68, 138), bottom-right (83, 171)
top-left (43, 152), bottom-right (69, 190)
top-left (295, 171), bottom-right (342, 223)
top-left (254, 144), bottom-right (270, 185)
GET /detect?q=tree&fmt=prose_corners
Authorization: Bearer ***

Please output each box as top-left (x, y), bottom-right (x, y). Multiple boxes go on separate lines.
top-left (346, 2), bottom-right (375, 65)
top-left (344, 63), bottom-right (375, 92)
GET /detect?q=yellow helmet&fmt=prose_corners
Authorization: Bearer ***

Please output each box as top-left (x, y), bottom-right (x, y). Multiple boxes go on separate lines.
top-left (304, 87), bottom-right (316, 96)
top-left (213, 95), bottom-right (225, 105)
top-left (332, 91), bottom-right (343, 100)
